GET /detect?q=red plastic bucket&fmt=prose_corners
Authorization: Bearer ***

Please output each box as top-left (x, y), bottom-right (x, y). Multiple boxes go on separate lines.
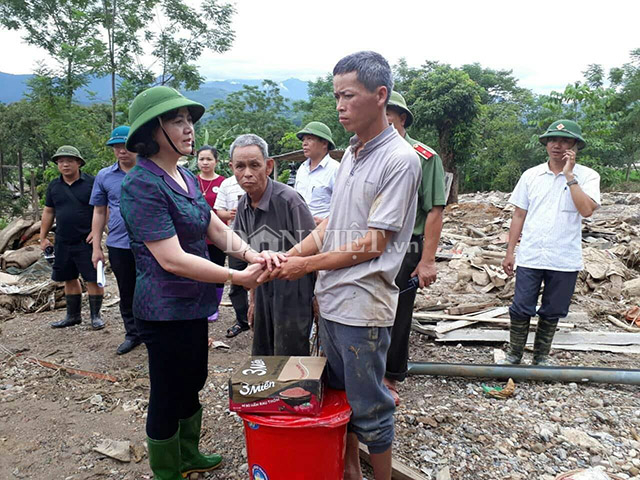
top-left (239, 388), bottom-right (351, 480)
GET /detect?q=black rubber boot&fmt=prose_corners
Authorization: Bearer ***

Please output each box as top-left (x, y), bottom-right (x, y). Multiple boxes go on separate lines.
top-left (532, 316), bottom-right (559, 365)
top-left (89, 294), bottom-right (105, 330)
top-left (51, 294), bottom-right (82, 328)
top-left (503, 314), bottom-right (531, 364)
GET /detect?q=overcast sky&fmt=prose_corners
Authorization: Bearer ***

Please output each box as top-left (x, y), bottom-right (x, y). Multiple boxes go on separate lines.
top-left (0, 0), bottom-right (638, 94)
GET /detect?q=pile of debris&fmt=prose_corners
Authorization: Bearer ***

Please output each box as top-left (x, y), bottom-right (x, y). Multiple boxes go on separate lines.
top-left (411, 192), bottom-right (640, 356)
top-left (0, 216), bottom-right (62, 318)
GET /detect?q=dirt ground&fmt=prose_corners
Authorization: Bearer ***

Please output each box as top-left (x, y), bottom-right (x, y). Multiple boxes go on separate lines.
top-left (2, 291), bottom-right (640, 480)
top-left (2, 193), bottom-right (640, 480)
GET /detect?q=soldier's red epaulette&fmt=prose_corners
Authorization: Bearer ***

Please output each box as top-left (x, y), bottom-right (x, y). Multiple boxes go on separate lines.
top-left (414, 143), bottom-right (433, 159)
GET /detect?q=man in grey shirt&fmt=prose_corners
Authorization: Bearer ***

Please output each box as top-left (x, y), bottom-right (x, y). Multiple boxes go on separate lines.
top-left (273, 52), bottom-right (421, 480)
top-left (231, 133), bottom-right (316, 356)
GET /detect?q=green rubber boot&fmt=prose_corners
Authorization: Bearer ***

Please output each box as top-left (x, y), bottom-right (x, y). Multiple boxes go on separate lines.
top-left (147, 429), bottom-right (183, 480)
top-left (503, 314), bottom-right (531, 364)
top-left (532, 316), bottom-right (559, 366)
top-left (179, 407), bottom-right (222, 477)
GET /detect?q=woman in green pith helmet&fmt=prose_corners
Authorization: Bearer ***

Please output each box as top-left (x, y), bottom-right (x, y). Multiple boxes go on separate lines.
top-left (120, 86), bottom-right (282, 479)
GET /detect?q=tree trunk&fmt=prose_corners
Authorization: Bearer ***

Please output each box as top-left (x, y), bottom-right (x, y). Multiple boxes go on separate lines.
top-left (17, 150), bottom-right (24, 196)
top-left (438, 127), bottom-right (458, 204)
top-left (30, 174), bottom-right (40, 220)
top-left (626, 160), bottom-right (633, 181)
top-left (0, 150), bottom-right (4, 187)
top-left (109, 0), bottom-right (116, 130)
top-left (66, 58), bottom-right (74, 103)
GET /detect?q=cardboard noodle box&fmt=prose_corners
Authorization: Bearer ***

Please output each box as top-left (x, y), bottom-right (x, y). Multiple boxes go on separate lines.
top-left (229, 356), bottom-right (326, 416)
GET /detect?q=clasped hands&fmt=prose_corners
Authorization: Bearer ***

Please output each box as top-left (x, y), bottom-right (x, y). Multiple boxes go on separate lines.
top-left (243, 250), bottom-right (308, 288)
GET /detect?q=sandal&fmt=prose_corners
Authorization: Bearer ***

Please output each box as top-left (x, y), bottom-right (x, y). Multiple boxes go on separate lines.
top-left (226, 323), bottom-right (250, 338)
top-left (383, 378), bottom-right (401, 407)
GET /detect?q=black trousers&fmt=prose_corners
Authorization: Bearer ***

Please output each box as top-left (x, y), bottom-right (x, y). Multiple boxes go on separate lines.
top-left (108, 246), bottom-right (139, 342)
top-left (385, 237), bottom-right (423, 382)
top-left (228, 256), bottom-right (248, 328)
top-left (251, 277), bottom-right (314, 356)
top-left (136, 318), bottom-right (208, 440)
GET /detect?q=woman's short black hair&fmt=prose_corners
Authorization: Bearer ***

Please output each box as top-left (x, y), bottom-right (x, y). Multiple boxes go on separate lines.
top-left (132, 109), bottom-right (182, 157)
top-left (196, 145), bottom-right (219, 160)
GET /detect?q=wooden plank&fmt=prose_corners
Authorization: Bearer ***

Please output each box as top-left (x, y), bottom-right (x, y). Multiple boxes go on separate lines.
top-left (359, 443), bottom-right (429, 480)
top-left (552, 344), bottom-right (640, 353)
top-left (437, 330), bottom-right (640, 346)
top-left (445, 301), bottom-right (497, 316)
top-left (416, 312), bottom-right (574, 329)
top-left (436, 306), bottom-right (509, 334)
top-left (411, 321), bottom-right (436, 337)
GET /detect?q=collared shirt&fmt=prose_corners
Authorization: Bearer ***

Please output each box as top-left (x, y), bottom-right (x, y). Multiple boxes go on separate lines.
top-left (213, 175), bottom-right (245, 212)
top-left (294, 153), bottom-right (340, 218)
top-left (404, 134), bottom-right (447, 236)
top-left (315, 125), bottom-right (422, 327)
top-left (234, 178), bottom-right (316, 253)
top-left (233, 178), bottom-right (316, 332)
top-left (89, 162), bottom-right (130, 249)
top-left (509, 162), bottom-right (601, 271)
top-left (120, 157), bottom-right (216, 321)
top-left (45, 172), bottom-right (95, 242)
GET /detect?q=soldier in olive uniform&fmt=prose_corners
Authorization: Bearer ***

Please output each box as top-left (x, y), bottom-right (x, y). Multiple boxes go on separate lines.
top-left (384, 91), bottom-right (446, 405)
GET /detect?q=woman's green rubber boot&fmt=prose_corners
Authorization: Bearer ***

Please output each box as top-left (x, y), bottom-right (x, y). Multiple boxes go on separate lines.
top-left (147, 430), bottom-right (183, 480)
top-left (179, 407), bottom-right (222, 477)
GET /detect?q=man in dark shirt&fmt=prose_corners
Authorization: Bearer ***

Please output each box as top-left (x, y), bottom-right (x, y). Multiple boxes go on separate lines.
top-left (230, 134), bottom-right (316, 355)
top-left (39, 145), bottom-right (105, 330)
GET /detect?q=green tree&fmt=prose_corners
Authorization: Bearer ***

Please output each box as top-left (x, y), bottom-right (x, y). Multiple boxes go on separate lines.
top-left (150, 0), bottom-right (235, 91)
top-left (406, 63), bottom-right (483, 202)
top-left (293, 74), bottom-right (351, 149)
top-left (205, 80), bottom-right (296, 156)
top-left (0, 0), bottom-right (103, 102)
top-left (92, 0), bottom-right (156, 128)
top-left (460, 64), bottom-right (539, 192)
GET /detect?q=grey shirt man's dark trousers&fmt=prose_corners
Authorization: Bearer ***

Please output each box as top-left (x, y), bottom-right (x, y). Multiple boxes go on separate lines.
top-left (385, 236), bottom-right (423, 382)
top-left (228, 256), bottom-right (248, 328)
top-left (251, 276), bottom-right (314, 356)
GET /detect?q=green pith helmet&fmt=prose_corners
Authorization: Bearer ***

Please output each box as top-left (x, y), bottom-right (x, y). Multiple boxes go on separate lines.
top-left (296, 121), bottom-right (335, 150)
top-left (51, 145), bottom-right (85, 166)
top-left (126, 86), bottom-right (205, 151)
top-left (539, 119), bottom-right (586, 150)
top-left (387, 91), bottom-right (414, 128)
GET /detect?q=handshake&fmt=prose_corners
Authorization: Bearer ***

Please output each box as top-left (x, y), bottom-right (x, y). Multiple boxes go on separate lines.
top-left (236, 249), bottom-right (309, 289)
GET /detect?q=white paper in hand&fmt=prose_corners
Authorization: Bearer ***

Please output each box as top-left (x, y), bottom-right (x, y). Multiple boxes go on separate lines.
top-left (97, 260), bottom-right (106, 287)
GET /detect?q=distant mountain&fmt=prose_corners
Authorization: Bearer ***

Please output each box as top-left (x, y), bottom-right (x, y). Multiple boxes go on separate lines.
top-left (0, 72), bottom-right (309, 107)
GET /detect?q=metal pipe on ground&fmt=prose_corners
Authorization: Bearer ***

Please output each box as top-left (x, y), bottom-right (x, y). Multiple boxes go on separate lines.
top-left (407, 362), bottom-right (640, 386)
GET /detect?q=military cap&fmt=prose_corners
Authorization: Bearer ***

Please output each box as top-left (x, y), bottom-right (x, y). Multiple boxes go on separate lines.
top-left (539, 119), bottom-right (586, 150)
top-left (387, 91), bottom-right (414, 128)
top-left (51, 145), bottom-right (85, 166)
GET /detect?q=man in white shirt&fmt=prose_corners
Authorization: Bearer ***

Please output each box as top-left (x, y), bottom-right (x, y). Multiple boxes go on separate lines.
top-left (294, 121), bottom-right (340, 225)
top-left (502, 119), bottom-right (600, 365)
top-left (214, 175), bottom-right (245, 226)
